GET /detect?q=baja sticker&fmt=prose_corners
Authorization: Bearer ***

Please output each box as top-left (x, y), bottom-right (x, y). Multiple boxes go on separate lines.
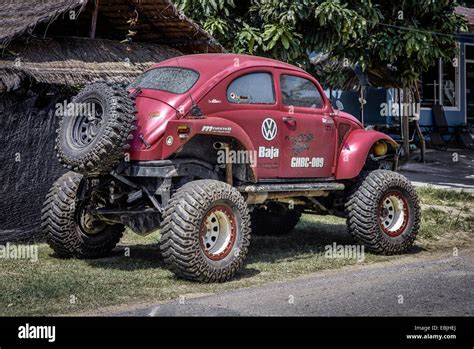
top-left (261, 118), bottom-right (277, 141)
top-left (201, 126), bottom-right (232, 134)
top-left (208, 99), bottom-right (222, 104)
top-left (291, 157), bottom-right (324, 168)
top-left (258, 146), bottom-right (279, 159)
top-left (322, 117), bottom-right (334, 124)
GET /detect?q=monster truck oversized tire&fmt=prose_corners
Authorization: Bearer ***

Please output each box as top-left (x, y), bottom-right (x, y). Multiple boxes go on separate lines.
top-left (56, 81), bottom-right (136, 175)
top-left (41, 172), bottom-right (124, 258)
top-left (345, 170), bottom-right (420, 254)
top-left (251, 202), bottom-right (301, 235)
top-left (160, 180), bottom-right (251, 283)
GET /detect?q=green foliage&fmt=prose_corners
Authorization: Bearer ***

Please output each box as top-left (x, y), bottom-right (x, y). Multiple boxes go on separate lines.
top-left (173, 0), bottom-right (468, 89)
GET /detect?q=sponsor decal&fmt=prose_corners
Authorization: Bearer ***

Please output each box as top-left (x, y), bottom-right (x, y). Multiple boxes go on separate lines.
top-left (261, 118), bottom-right (277, 141)
top-left (291, 157), bottom-right (324, 168)
top-left (322, 117), bottom-right (334, 124)
top-left (229, 92), bottom-right (249, 102)
top-left (165, 135), bottom-right (174, 146)
top-left (208, 99), bottom-right (222, 104)
top-left (148, 113), bottom-right (163, 119)
top-left (258, 146), bottom-right (279, 159)
top-left (201, 125), bottom-right (232, 134)
top-left (286, 133), bottom-right (314, 154)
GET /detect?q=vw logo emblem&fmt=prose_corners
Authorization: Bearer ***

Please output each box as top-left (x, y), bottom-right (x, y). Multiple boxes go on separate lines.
top-left (261, 118), bottom-right (277, 141)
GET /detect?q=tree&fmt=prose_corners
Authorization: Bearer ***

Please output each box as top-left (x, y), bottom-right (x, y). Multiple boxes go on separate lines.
top-left (174, 0), bottom-right (467, 89)
top-left (175, 0), bottom-right (467, 159)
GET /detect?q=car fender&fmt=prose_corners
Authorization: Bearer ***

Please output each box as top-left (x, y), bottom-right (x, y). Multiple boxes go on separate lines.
top-left (161, 117), bottom-right (257, 179)
top-left (336, 129), bottom-right (398, 180)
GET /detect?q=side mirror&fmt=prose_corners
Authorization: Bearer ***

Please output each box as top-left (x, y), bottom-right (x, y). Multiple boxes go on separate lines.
top-left (330, 99), bottom-right (343, 116)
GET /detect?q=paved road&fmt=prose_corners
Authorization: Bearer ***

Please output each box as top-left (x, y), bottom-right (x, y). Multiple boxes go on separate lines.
top-left (400, 148), bottom-right (474, 193)
top-left (114, 251), bottom-right (474, 317)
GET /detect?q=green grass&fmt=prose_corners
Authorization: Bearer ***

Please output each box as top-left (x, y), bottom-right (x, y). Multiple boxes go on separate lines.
top-left (418, 206), bottom-right (473, 240)
top-left (416, 187), bottom-right (473, 240)
top-left (0, 188), bottom-right (472, 316)
top-left (416, 186), bottom-right (474, 205)
top-left (0, 215), bottom-right (387, 316)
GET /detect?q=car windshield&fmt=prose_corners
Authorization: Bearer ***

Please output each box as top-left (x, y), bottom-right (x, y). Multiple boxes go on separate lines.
top-left (128, 67), bottom-right (199, 94)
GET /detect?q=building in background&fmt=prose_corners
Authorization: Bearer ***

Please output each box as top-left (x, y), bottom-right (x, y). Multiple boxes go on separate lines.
top-left (325, 6), bottom-right (474, 134)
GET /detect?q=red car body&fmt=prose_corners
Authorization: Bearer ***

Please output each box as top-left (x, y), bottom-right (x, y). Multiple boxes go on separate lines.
top-left (129, 53), bottom-right (397, 181)
top-left (45, 54), bottom-right (419, 283)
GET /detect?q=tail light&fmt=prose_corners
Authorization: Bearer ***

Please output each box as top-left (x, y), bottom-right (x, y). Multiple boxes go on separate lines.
top-left (177, 125), bottom-right (191, 139)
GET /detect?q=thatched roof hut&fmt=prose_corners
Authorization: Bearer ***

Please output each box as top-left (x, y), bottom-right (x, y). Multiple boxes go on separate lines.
top-left (0, 0), bottom-right (224, 242)
top-left (0, 0), bottom-right (224, 51)
top-left (1, 37), bottom-right (182, 91)
top-left (0, 0), bottom-right (224, 91)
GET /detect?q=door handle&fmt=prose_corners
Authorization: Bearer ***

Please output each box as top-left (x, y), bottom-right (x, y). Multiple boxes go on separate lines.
top-left (283, 116), bottom-right (296, 123)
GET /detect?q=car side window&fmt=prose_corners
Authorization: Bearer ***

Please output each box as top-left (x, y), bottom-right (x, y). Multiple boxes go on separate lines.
top-left (280, 75), bottom-right (324, 109)
top-left (227, 73), bottom-right (276, 104)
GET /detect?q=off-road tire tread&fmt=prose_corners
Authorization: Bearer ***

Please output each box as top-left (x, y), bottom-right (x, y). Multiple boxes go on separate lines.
top-left (41, 172), bottom-right (123, 258)
top-left (56, 81), bottom-right (136, 175)
top-left (345, 170), bottom-right (420, 254)
top-left (160, 180), bottom-right (251, 283)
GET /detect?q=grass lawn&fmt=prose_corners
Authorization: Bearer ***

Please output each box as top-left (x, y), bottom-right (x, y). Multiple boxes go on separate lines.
top-left (0, 188), bottom-right (472, 316)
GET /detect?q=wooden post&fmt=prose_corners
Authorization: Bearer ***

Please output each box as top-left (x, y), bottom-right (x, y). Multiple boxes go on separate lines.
top-left (412, 85), bottom-right (426, 163)
top-left (402, 88), bottom-right (410, 161)
top-left (89, 0), bottom-right (99, 39)
top-left (414, 121), bottom-right (425, 163)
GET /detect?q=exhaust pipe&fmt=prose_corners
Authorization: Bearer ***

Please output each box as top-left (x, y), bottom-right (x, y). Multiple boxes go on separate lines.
top-left (213, 142), bottom-right (232, 186)
top-left (213, 142), bottom-right (225, 150)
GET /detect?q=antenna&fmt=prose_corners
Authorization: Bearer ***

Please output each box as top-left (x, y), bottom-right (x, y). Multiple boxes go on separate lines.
top-left (174, 56), bottom-right (202, 118)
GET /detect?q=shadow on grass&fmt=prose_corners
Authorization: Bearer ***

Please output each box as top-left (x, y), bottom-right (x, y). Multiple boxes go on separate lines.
top-left (83, 242), bottom-right (261, 280)
top-left (85, 243), bottom-right (165, 270)
top-left (246, 221), bottom-right (354, 264)
top-left (81, 215), bottom-right (425, 274)
top-left (82, 217), bottom-right (349, 268)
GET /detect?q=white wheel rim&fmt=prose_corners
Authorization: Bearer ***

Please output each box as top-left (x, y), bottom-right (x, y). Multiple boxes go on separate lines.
top-left (200, 206), bottom-right (236, 260)
top-left (379, 192), bottom-right (408, 237)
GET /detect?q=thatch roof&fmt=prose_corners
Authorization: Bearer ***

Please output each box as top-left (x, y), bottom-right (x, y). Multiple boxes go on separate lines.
top-left (0, 0), bottom-right (226, 92)
top-left (0, 37), bottom-right (182, 92)
top-left (0, 0), bottom-right (225, 53)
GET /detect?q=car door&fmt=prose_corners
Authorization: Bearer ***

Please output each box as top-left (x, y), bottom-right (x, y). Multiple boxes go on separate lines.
top-left (200, 68), bottom-right (281, 179)
top-left (277, 71), bottom-right (337, 178)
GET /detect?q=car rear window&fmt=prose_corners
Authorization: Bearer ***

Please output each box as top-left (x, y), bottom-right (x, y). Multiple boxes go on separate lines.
top-left (128, 67), bottom-right (199, 94)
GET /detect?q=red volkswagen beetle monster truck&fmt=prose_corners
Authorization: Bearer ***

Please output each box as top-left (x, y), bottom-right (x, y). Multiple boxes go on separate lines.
top-left (42, 54), bottom-right (420, 282)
